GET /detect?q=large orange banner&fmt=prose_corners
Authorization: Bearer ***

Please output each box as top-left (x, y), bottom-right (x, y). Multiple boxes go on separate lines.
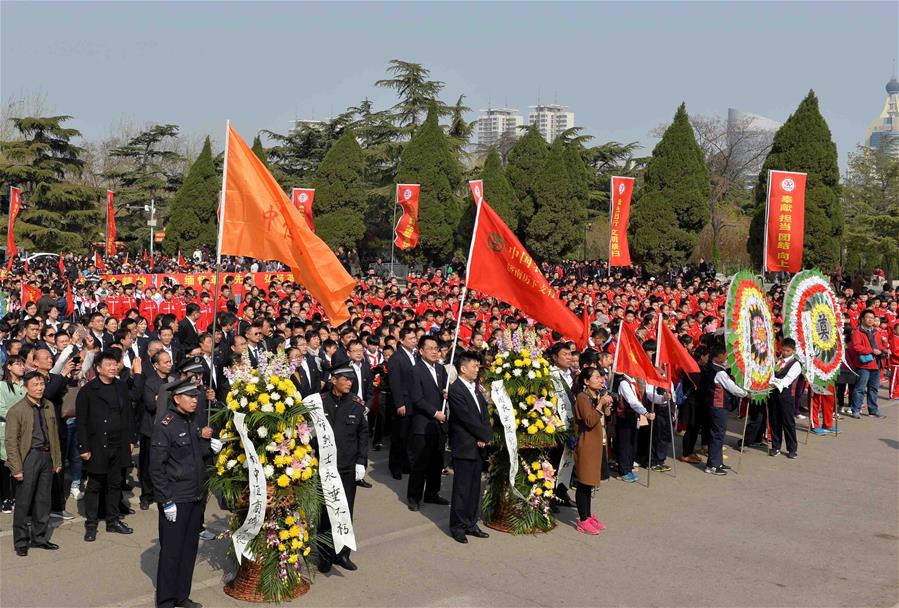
top-left (608, 176), bottom-right (634, 266)
top-left (764, 170), bottom-right (806, 273)
top-left (394, 184), bottom-right (420, 250)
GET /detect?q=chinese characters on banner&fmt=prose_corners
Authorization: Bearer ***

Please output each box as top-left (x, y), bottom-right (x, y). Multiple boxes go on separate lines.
top-left (490, 380), bottom-right (526, 501)
top-left (608, 176), bottom-right (634, 266)
top-left (764, 170), bottom-right (806, 273)
top-left (104, 271), bottom-right (297, 288)
top-left (106, 191), bottom-right (117, 256)
top-left (550, 369), bottom-right (575, 487)
top-left (290, 188), bottom-right (316, 233)
top-left (230, 412), bottom-right (267, 564)
top-left (303, 393), bottom-right (357, 553)
top-left (394, 184), bottom-right (420, 250)
top-left (7, 187), bottom-right (22, 267)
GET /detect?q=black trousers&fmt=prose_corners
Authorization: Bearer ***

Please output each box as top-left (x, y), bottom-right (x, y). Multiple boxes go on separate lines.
top-left (407, 432), bottom-right (443, 503)
top-left (369, 397), bottom-right (386, 446)
top-left (615, 413), bottom-right (637, 476)
top-left (744, 401), bottom-right (768, 445)
top-left (389, 412), bottom-right (411, 476)
top-left (449, 457), bottom-right (482, 533)
top-left (84, 447), bottom-right (124, 528)
top-left (768, 395), bottom-right (797, 453)
top-left (706, 407), bottom-right (728, 468)
top-left (319, 469), bottom-right (357, 566)
top-left (156, 499), bottom-right (205, 608)
top-left (0, 459), bottom-right (14, 503)
top-left (651, 406), bottom-right (671, 466)
top-left (575, 483), bottom-right (593, 521)
top-left (139, 435), bottom-right (154, 500)
top-left (50, 430), bottom-right (67, 512)
top-left (13, 450), bottom-right (53, 549)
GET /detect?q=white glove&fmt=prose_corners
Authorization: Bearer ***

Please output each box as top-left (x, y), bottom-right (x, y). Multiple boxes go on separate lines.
top-left (210, 438), bottom-right (223, 454)
top-left (355, 464), bottom-right (365, 481)
top-left (163, 502), bottom-right (177, 523)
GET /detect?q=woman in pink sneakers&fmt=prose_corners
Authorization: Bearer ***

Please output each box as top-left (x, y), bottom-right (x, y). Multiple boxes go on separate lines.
top-left (572, 367), bottom-right (613, 535)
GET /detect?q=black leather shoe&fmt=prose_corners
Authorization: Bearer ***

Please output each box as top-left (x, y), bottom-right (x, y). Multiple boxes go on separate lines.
top-left (119, 505), bottom-right (136, 515)
top-left (423, 495), bottom-right (449, 506)
top-left (452, 532), bottom-right (468, 544)
top-left (30, 541), bottom-right (59, 550)
top-left (356, 479), bottom-right (373, 489)
top-left (106, 521), bottom-right (134, 535)
top-left (372, 443), bottom-right (383, 451)
top-left (786, 451), bottom-right (798, 459)
top-left (334, 554), bottom-right (358, 571)
top-left (391, 472), bottom-right (402, 480)
top-left (176, 599), bottom-right (203, 608)
top-left (317, 561), bottom-right (332, 574)
top-left (84, 528), bottom-right (97, 542)
top-left (465, 528), bottom-right (489, 539)
top-left (15, 546), bottom-right (28, 556)
top-left (407, 501), bottom-right (420, 512)
top-left (139, 498), bottom-right (151, 511)
top-left (556, 494), bottom-right (575, 508)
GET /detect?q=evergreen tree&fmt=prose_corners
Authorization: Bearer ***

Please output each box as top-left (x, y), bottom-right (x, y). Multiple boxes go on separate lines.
top-left (312, 128), bottom-right (368, 249)
top-left (446, 95), bottom-right (474, 156)
top-left (251, 135), bottom-right (269, 168)
top-left (0, 115), bottom-right (100, 252)
top-left (506, 126), bottom-right (548, 235)
top-left (163, 137), bottom-right (218, 254)
top-left (376, 60), bottom-right (450, 132)
top-left (630, 103), bottom-right (710, 273)
top-left (525, 139), bottom-right (585, 261)
top-left (747, 91), bottom-right (842, 270)
top-left (563, 139), bottom-right (592, 212)
top-left (459, 146), bottom-right (520, 248)
top-left (395, 105), bottom-right (462, 262)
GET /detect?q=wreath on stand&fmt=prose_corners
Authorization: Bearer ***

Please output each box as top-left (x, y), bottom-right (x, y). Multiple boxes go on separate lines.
top-left (724, 271), bottom-right (775, 401)
top-left (783, 270), bottom-right (844, 387)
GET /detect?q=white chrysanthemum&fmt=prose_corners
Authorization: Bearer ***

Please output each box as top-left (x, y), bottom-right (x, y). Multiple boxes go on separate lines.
top-left (527, 371), bottom-right (536, 379)
top-left (226, 459), bottom-right (237, 470)
top-left (256, 427), bottom-right (268, 438)
top-left (285, 466), bottom-right (295, 477)
top-left (263, 465), bottom-right (274, 478)
top-left (284, 397), bottom-right (295, 407)
top-left (512, 369), bottom-right (522, 377)
top-left (260, 403), bottom-right (274, 413)
top-left (266, 383), bottom-right (275, 391)
top-left (266, 442), bottom-right (277, 452)
top-left (271, 392), bottom-right (281, 401)
top-left (532, 360), bottom-right (541, 369)
top-left (240, 397), bottom-right (248, 407)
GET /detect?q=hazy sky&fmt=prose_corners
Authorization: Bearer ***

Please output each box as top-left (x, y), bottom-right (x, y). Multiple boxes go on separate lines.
top-left (2, 1), bottom-right (897, 166)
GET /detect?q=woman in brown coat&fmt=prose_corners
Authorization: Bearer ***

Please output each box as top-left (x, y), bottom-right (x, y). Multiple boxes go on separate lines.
top-left (572, 367), bottom-right (613, 535)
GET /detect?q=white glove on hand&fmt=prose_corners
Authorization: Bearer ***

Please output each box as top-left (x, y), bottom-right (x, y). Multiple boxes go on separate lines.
top-left (163, 502), bottom-right (177, 523)
top-left (210, 438), bottom-right (223, 454)
top-left (355, 464), bottom-right (365, 481)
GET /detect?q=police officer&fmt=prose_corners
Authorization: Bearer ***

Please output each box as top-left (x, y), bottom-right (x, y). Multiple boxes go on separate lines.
top-left (149, 378), bottom-right (220, 608)
top-left (317, 365), bottom-right (369, 574)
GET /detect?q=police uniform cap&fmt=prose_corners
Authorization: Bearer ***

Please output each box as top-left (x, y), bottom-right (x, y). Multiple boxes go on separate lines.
top-left (329, 365), bottom-right (356, 379)
top-left (171, 377), bottom-right (200, 397)
top-left (177, 356), bottom-right (205, 374)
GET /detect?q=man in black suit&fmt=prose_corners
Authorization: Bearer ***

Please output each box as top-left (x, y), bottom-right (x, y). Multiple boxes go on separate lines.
top-left (447, 351), bottom-right (492, 543)
top-left (176, 303), bottom-right (202, 353)
top-left (139, 349), bottom-right (173, 510)
top-left (387, 328), bottom-right (418, 480)
top-left (243, 324), bottom-right (266, 368)
top-left (406, 334), bottom-right (449, 511)
top-left (343, 340), bottom-right (374, 488)
top-left (157, 326), bottom-right (183, 369)
top-left (289, 336), bottom-right (321, 399)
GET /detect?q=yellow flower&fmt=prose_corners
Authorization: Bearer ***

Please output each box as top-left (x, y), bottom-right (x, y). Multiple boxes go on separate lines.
top-left (495, 357), bottom-right (504, 366)
top-left (216, 466), bottom-right (225, 475)
top-left (528, 474), bottom-right (537, 482)
top-left (245, 383), bottom-right (258, 395)
top-left (504, 373), bottom-right (511, 381)
top-left (273, 433), bottom-right (284, 443)
top-left (526, 395), bottom-right (537, 405)
top-left (545, 490), bottom-right (554, 498)
top-left (248, 401), bottom-right (258, 412)
top-left (303, 530), bottom-right (309, 542)
top-left (289, 525), bottom-right (300, 538)
top-left (527, 426), bottom-right (538, 435)
top-left (275, 402), bottom-right (286, 414)
top-left (544, 481), bottom-right (553, 489)
top-left (535, 420), bottom-right (545, 430)
top-left (534, 371), bottom-right (542, 379)
top-left (537, 470), bottom-right (544, 479)
top-left (517, 387), bottom-right (527, 396)
top-left (514, 359), bottom-right (523, 367)
top-left (523, 358), bottom-right (531, 367)
top-left (301, 468), bottom-right (313, 480)
top-left (276, 474), bottom-right (290, 487)
top-left (550, 396), bottom-right (557, 405)
top-left (228, 401), bottom-right (239, 412)
top-left (278, 530), bottom-right (290, 541)
top-left (278, 543), bottom-right (286, 551)
top-left (540, 389), bottom-right (548, 397)
top-left (543, 407), bottom-right (551, 417)
top-left (237, 454), bottom-right (246, 463)
top-left (258, 393), bottom-right (271, 405)
top-left (531, 462), bottom-right (541, 470)
top-left (258, 454), bottom-right (266, 465)
top-left (288, 554), bottom-right (299, 564)
top-left (545, 425), bottom-right (555, 434)
top-left (291, 538), bottom-right (301, 550)
top-left (285, 515), bottom-right (296, 526)
top-left (535, 487), bottom-right (543, 496)
top-left (303, 546), bottom-right (311, 556)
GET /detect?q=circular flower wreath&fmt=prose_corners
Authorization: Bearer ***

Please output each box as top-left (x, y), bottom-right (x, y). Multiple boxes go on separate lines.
top-left (725, 271), bottom-right (775, 399)
top-left (783, 270), bottom-right (844, 387)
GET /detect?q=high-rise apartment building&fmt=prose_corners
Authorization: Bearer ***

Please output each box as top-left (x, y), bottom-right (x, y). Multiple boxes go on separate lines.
top-left (528, 104), bottom-right (575, 143)
top-left (476, 107), bottom-right (524, 147)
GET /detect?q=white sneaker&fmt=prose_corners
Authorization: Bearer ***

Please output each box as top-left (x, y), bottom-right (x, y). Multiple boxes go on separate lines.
top-left (796, 414), bottom-right (807, 420)
top-left (70, 487), bottom-right (84, 501)
top-left (199, 529), bottom-right (216, 540)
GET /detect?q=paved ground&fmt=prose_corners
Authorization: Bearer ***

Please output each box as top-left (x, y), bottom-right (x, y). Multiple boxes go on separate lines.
top-left (2, 393), bottom-right (897, 608)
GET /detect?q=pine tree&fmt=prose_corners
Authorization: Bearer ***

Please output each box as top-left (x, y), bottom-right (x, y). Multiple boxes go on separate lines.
top-left (0, 115), bottom-right (100, 252)
top-left (312, 128), bottom-right (367, 249)
top-left (376, 60), bottom-right (450, 132)
top-left (506, 126), bottom-right (548, 235)
top-left (630, 103), bottom-right (710, 273)
top-left (163, 137), bottom-right (218, 255)
top-left (251, 135), bottom-right (269, 168)
top-left (395, 105), bottom-right (462, 262)
top-left (563, 139), bottom-right (592, 212)
top-left (525, 139), bottom-right (585, 261)
top-left (747, 91), bottom-right (842, 270)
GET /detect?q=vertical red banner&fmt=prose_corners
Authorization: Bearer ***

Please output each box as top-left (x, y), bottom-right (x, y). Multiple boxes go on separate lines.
top-left (764, 170), bottom-right (806, 273)
top-left (106, 190), bottom-right (117, 256)
top-left (394, 184), bottom-right (420, 250)
top-left (290, 188), bottom-right (316, 233)
top-left (7, 186), bottom-right (22, 264)
top-left (469, 179), bottom-right (484, 204)
top-left (608, 176), bottom-right (634, 266)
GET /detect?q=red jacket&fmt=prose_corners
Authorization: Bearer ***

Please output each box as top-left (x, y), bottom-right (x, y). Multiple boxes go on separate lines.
top-left (847, 327), bottom-right (879, 370)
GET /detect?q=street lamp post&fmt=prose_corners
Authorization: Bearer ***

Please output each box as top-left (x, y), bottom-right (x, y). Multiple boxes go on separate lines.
top-left (144, 199), bottom-right (157, 259)
top-left (584, 222), bottom-right (593, 260)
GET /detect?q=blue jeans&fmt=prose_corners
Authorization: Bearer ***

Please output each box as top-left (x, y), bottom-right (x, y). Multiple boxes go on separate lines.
top-left (851, 368), bottom-right (880, 415)
top-left (66, 419), bottom-right (82, 487)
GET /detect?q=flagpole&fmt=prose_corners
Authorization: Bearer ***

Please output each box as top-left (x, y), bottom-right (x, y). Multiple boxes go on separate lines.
top-left (761, 170), bottom-right (771, 283)
top-left (208, 119), bottom-right (231, 408)
top-left (609, 321), bottom-right (623, 378)
top-left (389, 184), bottom-right (398, 278)
top-left (608, 177), bottom-right (613, 266)
top-left (6, 187), bottom-right (14, 269)
top-left (105, 192), bottom-right (110, 259)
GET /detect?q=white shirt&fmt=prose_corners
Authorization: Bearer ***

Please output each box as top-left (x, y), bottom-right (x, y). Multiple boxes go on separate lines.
top-left (425, 362), bottom-right (439, 386)
top-left (771, 356), bottom-right (802, 392)
top-left (403, 347), bottom-right (416, 367)
top-left (351, 361), bottom-right (364, 401)
top-left (712, 364), bottom-right (749, 398)
top-left (461, 378), bottom-right (481, 413)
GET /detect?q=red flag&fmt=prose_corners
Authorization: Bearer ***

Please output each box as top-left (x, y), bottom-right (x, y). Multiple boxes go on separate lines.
top-left (106, 190), bottom-right (117, 256)
top-left (178, 250), bottom-right (187, 268)
top-left (58, 255), bottom-right (65, 277)
top-left (608, 176), bottom-right (634, 266)
top-left (467, 197), bottom-right (587, 346)
top-left (149, 254), bottom-right (155, 270)
top-left (394, 184), bottom-right (420, 250)
top-left (142, 249), bottom-right (148, 263)
top-left (24, 257), bottom-right (29, 273)
top-left (94, 251), bottom-right (107, 272)
top-left (655, 320), bottom-right (699, 388)
top-left (469, 180), bottom-right (484, 204)
top-left (7, 186), bottom-right (22, 266)
top-left (291, 188), bottom-right (316, 233)
top-left (21, 283), bottom-right (41, 305)
top-left (66, 280), bottom-right (75, 316)
top-left (612, 323), bottom-right (666, 388)
top-left (764, 170), bottom-right (806, 273)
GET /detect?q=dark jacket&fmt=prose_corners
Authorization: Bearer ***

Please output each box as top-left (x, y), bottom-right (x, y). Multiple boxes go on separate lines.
top-left (141, 371), bottom-right (171, 437)
top-left (4, 396), bottom-right (62, 476)
top-left (75, 375), bottom-right (144, 474)
top-left (447, 378), bottom-right (492, 460)
top-left (176, 318), bottom-right (200, 352)
top-left (409, 360), bottom-right (448, 435)
top-left (149, 403), bottom-right (211, 505)
top-left (387, 348), bottom-right (417, 414)
top-left (290, 361), bottom-right (320, 399)
top-left (41, 372), bottom-right (69, 438)
top-left (320, 390), bottom-right (369, 472)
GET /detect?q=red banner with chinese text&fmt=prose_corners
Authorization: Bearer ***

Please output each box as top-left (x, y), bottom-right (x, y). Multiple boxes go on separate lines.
top-left (291, 188), bottom-right (315, 233)
top-left (7, 187), bottom-right (22, 264)
top-left (394, 184), bottom-right (420, 250)
top-left (106, 190), bottom-right (117, 256)
top-left (102, 271), bottom-right (297, 289)
top-left (764, 170), bottom-right (806, 273)
top-left (608, 176), bottom-right (634, 266)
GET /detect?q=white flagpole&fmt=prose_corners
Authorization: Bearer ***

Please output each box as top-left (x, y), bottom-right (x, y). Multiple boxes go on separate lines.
top-left (761, 170), bottom-right (772, 282)
top-left (389, 184), bottom-right (399, 278)
top-left (209, 120), bottom-right (231, 400)
top-left (609, 321), bottom-right (624, 378)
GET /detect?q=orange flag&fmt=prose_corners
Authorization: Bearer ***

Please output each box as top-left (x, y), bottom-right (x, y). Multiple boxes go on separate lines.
top-left (220, 124), bottom-right (355, 325)
top-left (466, 196), bottom-right (587, 347)
top-left (655, 320), bottom-right (699, 388)
top-left (612, 323), bottom-right (666, 388)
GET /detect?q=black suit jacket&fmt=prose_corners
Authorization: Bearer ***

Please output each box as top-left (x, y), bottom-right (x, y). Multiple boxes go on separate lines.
top-left (177, 318), bottom-right (200, 352)
top-left (75, 375), bottom-right (143, 474)
top-left (141, 371), bottom-right (171, 437)
top-left (448, 379), bottom-right (493, 460)
top-left (348, 360), bottom-right (374, 405)
top-left (290, 360), bottom-right (320, 399)
top-left (409, 360), bottom-right (448, 435)
top-left (387, 349), bottom-right (416, 414)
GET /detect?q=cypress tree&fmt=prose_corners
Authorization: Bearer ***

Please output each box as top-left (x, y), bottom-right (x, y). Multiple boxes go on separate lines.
top-left (312, 128), bottom-right (367, 249)
top-left (630, 103), bottom-right (710, 273)
top-left (395, 105), bottom-right (462, 262)
top-left (563, 139), bottom-right (592, 211)
top-left (525, 139), bottom-right (585, 261)
top-left (506, 126), bottom-right (548, 234)
top-left (459, 146), bottom-right (520, 250)
top-left (747, 90), bottom-right (842, 270)
top-left (163, 137), bottom-right (218, 254)
top-left (251, 135), bottom-right (269, 168)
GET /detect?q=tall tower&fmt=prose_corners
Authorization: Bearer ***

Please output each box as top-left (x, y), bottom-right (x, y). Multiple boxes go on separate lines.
top-left (864, 75), bottom-right (899, 156)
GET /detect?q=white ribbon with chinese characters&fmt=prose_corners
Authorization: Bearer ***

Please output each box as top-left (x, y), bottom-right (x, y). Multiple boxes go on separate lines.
top-left (231, 411), bottom-right (266, 564)
top-left (550, 370), bottom-right (575, 488)
top-left (303, 393), bottom-right (356, 553)
top-left (490, 380), bottom-right (525, 501)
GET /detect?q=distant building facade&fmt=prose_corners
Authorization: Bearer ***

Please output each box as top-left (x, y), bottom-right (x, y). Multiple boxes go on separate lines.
top-left (727, 108), bottom-right (783, 181)
top-left (864, 76), bottom-right (899, 156)
top-left (528, 104), bottom-right (575, 143)
top-left (476, 107), bottom-right (524, 148)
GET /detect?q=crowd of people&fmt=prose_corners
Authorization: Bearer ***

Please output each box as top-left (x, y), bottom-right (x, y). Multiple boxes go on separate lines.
top-left (1, 252), bottom-right (897, 607)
